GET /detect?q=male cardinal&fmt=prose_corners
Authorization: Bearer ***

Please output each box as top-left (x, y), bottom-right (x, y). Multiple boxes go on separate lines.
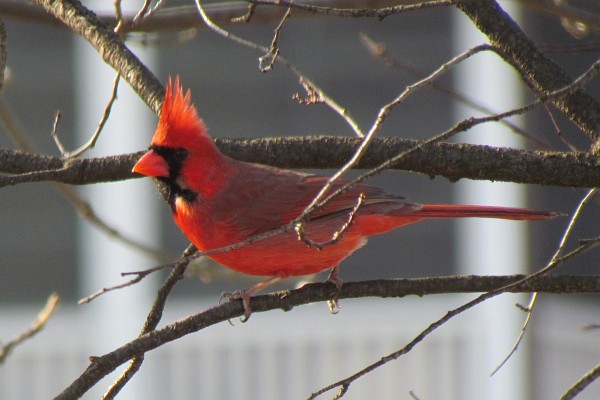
top-left (133, 77), bottom-right (559, 320)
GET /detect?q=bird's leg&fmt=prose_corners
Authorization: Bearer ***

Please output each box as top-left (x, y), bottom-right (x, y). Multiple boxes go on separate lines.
top-left (326, 266), bottom-right (343, 314)
top-left (222, 275), bottom-right (283, 322)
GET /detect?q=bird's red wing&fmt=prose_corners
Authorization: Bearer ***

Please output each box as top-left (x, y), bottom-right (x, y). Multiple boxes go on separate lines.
top-left (210, 163), bottom-right (412, 239)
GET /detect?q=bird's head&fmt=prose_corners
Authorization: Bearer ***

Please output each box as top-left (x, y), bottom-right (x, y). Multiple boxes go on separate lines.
top-left (133, 76), bottom-right (224, 205)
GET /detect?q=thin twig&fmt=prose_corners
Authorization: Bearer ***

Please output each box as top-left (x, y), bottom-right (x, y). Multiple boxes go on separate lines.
top-left (231, 3), bottom-right (256, 23)
top-left (0, 17), bottom-right (6, 91)
top-left (490, 188), bottom-right (597, 376)
top-left (113, 0), bottom-right (124, 33)
top-left (0, 98), bottom-right (169, 261)
top-left (78, 253), bottom-right (198, 304)
top-left (0, 293), bottom-right (59, 364)
top-left (259, 5), bottom-right (292, 72)
top-left (78, 272), bottom-right (152, 305)
top-left (132, 0), bottom-right (167, 26)
top-left (309, 235), bottom-right (600, 399)
top-left (544, 104), bottom-right (579, 151)
top-left (52, 73), bottom-right (121, 158)
top-left (561, 363), bottom-right (600, 400)
top-left (295, 193), bottom-right (364, 249)
top-left (31, 0), bottom-right (165, 114)
top-left (102, 246), bottom-right (192, 399)
top-left (359, 32), bottom-right (550, 149)
top-left (299, 44), bottom-right (496, 220)
top-left (306, 57), bottom-right (600, 222)
top-left (544, 56), bottom-right (600, 100)
top-left (194, 0), bottom-right (365, 138)
top-left (49, 110), bottom-right (65, 154)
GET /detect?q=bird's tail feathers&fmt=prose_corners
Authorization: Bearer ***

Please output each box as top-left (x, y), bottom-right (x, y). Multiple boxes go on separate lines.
top-left (414, 204), bottom-right (562, 221)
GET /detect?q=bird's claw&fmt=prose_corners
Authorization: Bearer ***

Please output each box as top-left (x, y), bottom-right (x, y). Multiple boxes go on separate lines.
top-left (327, 266), bottom-right (344, 315)
top-left (328, 298), bottom-right (342, 314)
top-left (221, 290), bottom-right (253, 322)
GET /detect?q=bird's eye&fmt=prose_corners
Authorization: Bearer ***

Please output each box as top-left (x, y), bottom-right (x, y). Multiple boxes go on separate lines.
top-left (174, 148), bottom-right (187, 162)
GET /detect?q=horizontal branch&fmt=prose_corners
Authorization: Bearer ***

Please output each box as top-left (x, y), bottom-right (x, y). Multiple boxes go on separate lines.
top-left (55, 274), bottom-right (600, 399)
top-left (1, 136), bottom-right (599, 188)
top-left (9, 1), bottom-right (600, 36)
top-left (3, 0), bottom-right (439, 33)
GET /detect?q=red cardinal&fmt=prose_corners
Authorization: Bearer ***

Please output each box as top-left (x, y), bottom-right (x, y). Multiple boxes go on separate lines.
top-left (133, 77), bottom-right (559, 320)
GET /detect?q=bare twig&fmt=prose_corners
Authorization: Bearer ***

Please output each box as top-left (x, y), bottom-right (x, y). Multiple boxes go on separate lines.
top-left (113, 0), bottom-right (125, 33)
top-left (562, 362), bottom-right (600, 400)
top-left (295, 193), bottom-right (365, 250)
top-left (102, 246), bottom-right (193, 399)
top-left (0, 99), bottom-right (169, 261)
top-left (49, 110), bottom-right (65, 153)
top-left (299, 44), bottom-right (497, 220)
top-left (52, 73), bottom-right (121, 158)
top-left (259, 5), bottom-right (292, 72)
top-left (231, 3), bottom-right (256, 23)
top-left (78, 253), bottom-right (197, 304)
top-left (31, 0), bottom-right (164, 114)
top-left (544, 104), bottom-right (579, 151)
top-left (359, 32), bottom-right (550, 149)
top-left (309, 237), bottom-right (600, 399)
top-left (491, 188), bottom-right (597, 376)
top-left (194, 0), bottom-right (365, 138)
top-left (0, 17), bottom-right (6, 91)
top-left (0, 293), bottom-right (59, 364)
top-left (132, 0), bottom-right (167, 26)
top-left (306, 59), bottom-right (600, 223)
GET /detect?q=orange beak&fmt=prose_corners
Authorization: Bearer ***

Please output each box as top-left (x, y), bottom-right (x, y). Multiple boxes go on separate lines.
top-left (132, 150), bottom-right (170, 178)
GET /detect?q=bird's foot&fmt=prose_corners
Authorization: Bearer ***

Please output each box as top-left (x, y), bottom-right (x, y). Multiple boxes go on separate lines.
top-left (326, 266), bottom-right (343, 315)
top-left (220, 290), bottom-right (253, 322)
top-left (220, 276), bottom-right (283, 322)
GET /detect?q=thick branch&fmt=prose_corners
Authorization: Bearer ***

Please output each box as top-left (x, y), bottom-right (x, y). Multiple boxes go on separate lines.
top-left (54, 274), bottom-right (600, 400)
top-left (456, 0), bottom-right (600, 142)
top-left (30, 0), bottom-right (164, 113)
top-left (2, 137), bottom-right (599, 188)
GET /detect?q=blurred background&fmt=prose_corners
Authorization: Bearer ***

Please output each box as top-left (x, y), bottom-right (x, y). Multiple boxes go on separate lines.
top-left (0, 0), bottom-right (599, 399)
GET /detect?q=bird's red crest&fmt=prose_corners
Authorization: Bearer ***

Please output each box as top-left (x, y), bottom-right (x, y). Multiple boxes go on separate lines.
top-left (151, 76), bottom-right (209, 148)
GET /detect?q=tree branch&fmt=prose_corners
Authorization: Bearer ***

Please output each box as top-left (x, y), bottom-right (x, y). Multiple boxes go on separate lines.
top-left (23, 0), bottom-right (600, 148)
top-left (0, 293), bottom-right (59, 364)
top-left (2, 1), bottom-right (451, 33)
top-left (30, 0), bottom-right (164, 113)
top-left (102, 252), bottom-right (190, 399)
top-left (456, 0), bottom-right (600, 142)
top-left (2, 137), bottom-right (599, 188)
top-left (54, 274), bottom-right (600, 400)
top-left (7, 1), bottom-right (600, 36)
